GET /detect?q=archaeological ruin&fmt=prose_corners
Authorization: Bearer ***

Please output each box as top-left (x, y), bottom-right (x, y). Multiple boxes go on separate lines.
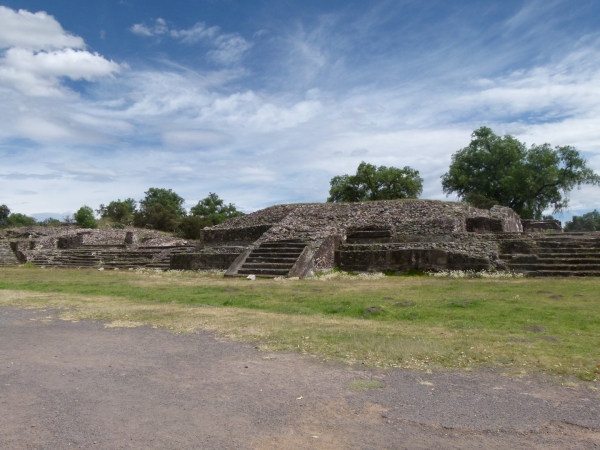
top-left (2, 200), bottom-right (600, 277)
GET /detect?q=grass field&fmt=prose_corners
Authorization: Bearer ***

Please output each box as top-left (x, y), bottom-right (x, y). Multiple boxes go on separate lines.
top-left (0, 267), bottom-right (599, 382)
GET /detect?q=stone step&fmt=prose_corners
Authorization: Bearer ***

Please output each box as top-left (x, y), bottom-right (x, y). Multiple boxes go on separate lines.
top-left (241, 262), bottom-right (296, 270)
top-left (502, 255), bottom-right (600, 264)
top-left (238, 268), bottom-right (290, 276)
top-left (529, 270), bottom-right (600, 277)
top-left (260, 242), bottom-right (307, 249)
top-left (252, 245), bottom-right (304, 255)
top-left (246, 256), bottom-right (298, 263)
top-left (500, 253), bottom-right (600, 259)
top-left (248, 250), bottom-right (301, 259)
top-left (347, 230), bottom-right (393, 238)
top-left (536, 243), bottom-right (600, 250)
top-left (538, 248), bottom-right (600, 254)
top-left (507, 263), bottom-right (600, 271)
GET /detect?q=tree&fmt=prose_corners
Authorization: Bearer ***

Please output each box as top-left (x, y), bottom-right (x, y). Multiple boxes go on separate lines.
top-left (97, 198), bottom-right (137, 225)
top-left (441, 127), bottom-right (600, 219)
top-left (74, 206), bottom-right (98, 229)
top-left (327, 162), bottom-right (423, 203)
top-left (5, 213), bottom-right (37, 227)
top-left (190, 193), bottom-right (244, 226)
top-left (177, 216), bottom-right (212, 240)
top-left (134, 188), bottom-right (186, 231)
top-left (564, 210), bottom-right (600, 232)
top-left (40, 217), bottom-right (61, 227)
top-left (0, 205), bottom-right (9, 227)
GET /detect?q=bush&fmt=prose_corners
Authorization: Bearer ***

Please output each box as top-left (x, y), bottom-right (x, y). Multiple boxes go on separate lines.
top-left (5, 213), bottom-right (37, 227)
top-left (74, 206), bottom-right (98, 229)
top-left (96, 199), bottom-right (136, 225)
top-left (176, 216), bottom-right (212, 239)
top-left (134, 203), bottom-right (180, 231)
top-left (190, 193), bottom-right (244, 225)
top-left (135, 188), bottom-right (186, 231)
top-left (40, 217), bottom-right (61, 227)
top-left (564, 210), bottom-right (600, 232)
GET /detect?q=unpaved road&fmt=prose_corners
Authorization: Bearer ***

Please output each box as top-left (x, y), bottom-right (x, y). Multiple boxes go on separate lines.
top-left (1, 307), bottom-right (598, 449)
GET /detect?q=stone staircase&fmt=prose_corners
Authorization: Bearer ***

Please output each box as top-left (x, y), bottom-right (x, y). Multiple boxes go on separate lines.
top-left (0, 242), bottom-right (19, 266)
top-left (500, 234), bottom-right (600, 276)
top-left (346, 228), bottom-right (393, 244)
top-left (236, 240), bottom-right (307, 278)
top-left (25, 245), bottom-right (195, 270)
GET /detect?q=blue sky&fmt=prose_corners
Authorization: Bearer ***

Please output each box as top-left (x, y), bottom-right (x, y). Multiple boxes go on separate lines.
top-left (0, 0), bottom-right (599, 222)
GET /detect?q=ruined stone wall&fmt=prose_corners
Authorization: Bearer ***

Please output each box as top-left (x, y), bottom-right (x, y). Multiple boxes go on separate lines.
top-left (336, 248), bottom-right (492, 273)
top-left (345, 233), bottom-right (500, 261)
top-left (199, 225), bottom-right (272, 244)
top-left (170, 253), bottom-right (239, 271)
top-left (489, 205), bottom-right (523, 232)
top-left (521, 220), bottom-right (562, 232)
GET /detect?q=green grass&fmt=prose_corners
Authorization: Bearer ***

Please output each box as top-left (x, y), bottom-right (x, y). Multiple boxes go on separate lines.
top-left (0, 267), bottom-right (599, 382)
top-left (347, 379), bottom-right (384, 390)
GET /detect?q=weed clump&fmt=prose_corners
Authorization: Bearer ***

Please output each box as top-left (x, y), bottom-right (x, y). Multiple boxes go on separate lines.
top-left (429, 270), bottom-right (524, 279)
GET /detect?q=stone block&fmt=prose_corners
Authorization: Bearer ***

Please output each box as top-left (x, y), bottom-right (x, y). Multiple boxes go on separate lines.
top-left (521, 220), bottom-right (562, 232)
top-left (170, 253), bottom-right (240, 270)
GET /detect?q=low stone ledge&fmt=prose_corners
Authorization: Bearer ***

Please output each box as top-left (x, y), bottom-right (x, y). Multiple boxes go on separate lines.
top-left (521, 219), bottom-right (563, 232)
top-left (199, 225), bottom-right (272, 244)
top-left (336, 248), bottom-right (492, 272)
top-left (170, 253), bottom-right (241, 271)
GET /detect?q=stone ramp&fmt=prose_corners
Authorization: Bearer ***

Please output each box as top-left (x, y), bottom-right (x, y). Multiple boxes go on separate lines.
top-left (232, 240), bottom-right (308, 278)
top-left (0, 242), bottom-right (19, 266)
top-left (500, 234), bottom-right (600, 276)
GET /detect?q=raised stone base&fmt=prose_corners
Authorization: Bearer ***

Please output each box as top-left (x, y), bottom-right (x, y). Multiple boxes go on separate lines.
top-left (171, 253), bottom-right (240, 271)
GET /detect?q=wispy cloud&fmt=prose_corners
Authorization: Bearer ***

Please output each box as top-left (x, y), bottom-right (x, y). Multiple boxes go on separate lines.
top-left (1, 3), bottom-right (599, 216)
top-left (130, 18), bottom-right (252, 65)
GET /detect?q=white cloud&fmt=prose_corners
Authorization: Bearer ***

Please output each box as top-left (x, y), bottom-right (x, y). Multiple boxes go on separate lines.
top-left (0, 7), bottom-right (122, 98)
top-left (0, 48), bottom-right (121, 97)
top-left (130, 23), bottom-right (153, 37)
top-left (162, 129), bottom-right (231, 148)
top-left (131, 19), bottom-right (251, 65)
top-left (2, 5), bottom-right (600, 216)
top-left (0, 6), bottom-right (84, 50)
top-left (208, 34), bottom-right (253, 65)
top-left (131, 18), bottom-right (169, 37)
top-left (170, 22), bottom-right (219, 43)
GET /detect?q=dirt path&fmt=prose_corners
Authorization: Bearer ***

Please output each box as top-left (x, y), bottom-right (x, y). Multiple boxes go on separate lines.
top-left (1, 307), bottom-right (599, 449)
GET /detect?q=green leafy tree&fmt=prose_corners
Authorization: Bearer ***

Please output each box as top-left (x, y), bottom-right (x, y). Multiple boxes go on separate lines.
top-left (135, 203), bottom-right (180, 231)
top-left (97, 198), bottom-right (137, 225)
top-left (441, 127), bottom-right (600, 219)
top-left (5, 213), bottom-right (37, 227)
top-left (134, 188), bottom-right (186, 231)
top-left (40, 217), bottom-right (61, 227)
top-left (176, 216), bottom-right (212, 240)
top-left (0, 204), bottom-right (10, 227)
top-left (74, 206), bottom-right (98, 229)
top-left (564, 210), bottom-right (600, 232)
top-left (327, 162), bottom-right (423, 202)
top-left (190, 193), bottom-right (245, 226)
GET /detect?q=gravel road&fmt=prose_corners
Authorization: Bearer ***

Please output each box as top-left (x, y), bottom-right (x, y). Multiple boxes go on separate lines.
top-left (1, 307), bottom-right (598, 449)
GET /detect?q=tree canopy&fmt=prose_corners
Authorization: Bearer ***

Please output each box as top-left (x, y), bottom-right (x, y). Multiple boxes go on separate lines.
top-left (74, 206), bottom-right (98, 229)
top-left (441, 127), bottom-right (600, 219)
top-left (327, 162), bottom-right (423, 203)
top-left (0, 205), bottom-right (9, 227)
top-left (134, 188), bottom-right (186, 231)
top-left (0, 205), bottom-right (38, 228)
top-left (190, 192), bottom-right (244, 225)
top-left (97, 198), bottom-right (137, 226)
top-left (564, 210), bottom-right (600, 232)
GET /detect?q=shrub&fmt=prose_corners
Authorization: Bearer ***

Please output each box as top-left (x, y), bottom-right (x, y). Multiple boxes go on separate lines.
top-left (74, 206), bottom-right (98, 229)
